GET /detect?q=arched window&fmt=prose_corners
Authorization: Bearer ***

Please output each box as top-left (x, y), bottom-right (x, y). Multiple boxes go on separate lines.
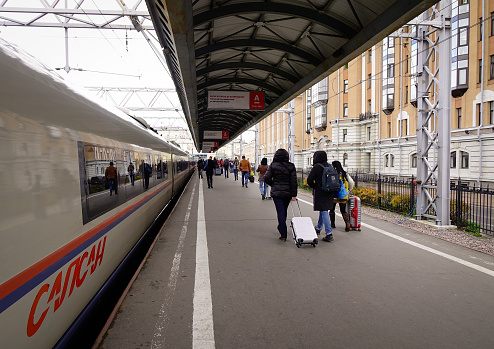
top-left (343, 153), bottom-right (348, 167)
top-left (411, 153), bottom-right (417, 168)
top-left (461, 151), bottom-right (469, 168)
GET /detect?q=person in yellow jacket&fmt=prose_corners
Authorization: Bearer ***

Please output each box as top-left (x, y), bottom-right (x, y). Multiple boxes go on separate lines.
top-left (239, 155), bottom-right (251, 188)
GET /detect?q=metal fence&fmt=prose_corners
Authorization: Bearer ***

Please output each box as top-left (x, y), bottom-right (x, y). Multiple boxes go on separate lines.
top-left (296, 170), bottom-right (494, 236)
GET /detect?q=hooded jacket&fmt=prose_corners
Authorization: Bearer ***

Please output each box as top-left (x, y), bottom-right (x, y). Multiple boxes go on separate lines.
top-left (307, 151), bottom-right (335, 211)
top-left (264, 149), bottom-right (297, 198)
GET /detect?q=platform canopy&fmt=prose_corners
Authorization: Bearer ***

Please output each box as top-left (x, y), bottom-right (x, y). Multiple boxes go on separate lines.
top-left (145, 0), bottom-right (440, 150)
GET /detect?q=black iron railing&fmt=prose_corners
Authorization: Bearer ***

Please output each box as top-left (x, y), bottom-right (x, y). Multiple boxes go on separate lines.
top-left (296, 170), bottom-right (494, 236)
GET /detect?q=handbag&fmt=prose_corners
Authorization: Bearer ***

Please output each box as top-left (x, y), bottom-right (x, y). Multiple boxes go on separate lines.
top-left (336, 179), bottom-right (348, 199)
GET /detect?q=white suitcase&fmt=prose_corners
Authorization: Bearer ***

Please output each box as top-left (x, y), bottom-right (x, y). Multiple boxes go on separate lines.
top-left (290, 200), bottom-right (318, 248)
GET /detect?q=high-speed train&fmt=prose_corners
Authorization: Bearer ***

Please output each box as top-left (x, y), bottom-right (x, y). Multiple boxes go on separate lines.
top-left (0, 38), bottom-right (193, 348)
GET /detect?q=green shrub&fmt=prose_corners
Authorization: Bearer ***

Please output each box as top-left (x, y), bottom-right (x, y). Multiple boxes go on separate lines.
top-left (464, 222), bottom-right (482, 237)
top-left (450, 199), bottom-right (470, 226)
top-left (390, 194), bottom-right (412, 214)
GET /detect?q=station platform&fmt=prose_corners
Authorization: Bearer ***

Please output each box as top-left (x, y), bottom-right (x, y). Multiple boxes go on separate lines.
top-left (98, 172), bottom-right (494, 349)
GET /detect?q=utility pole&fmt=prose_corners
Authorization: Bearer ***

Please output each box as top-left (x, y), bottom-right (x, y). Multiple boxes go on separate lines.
top-left (278, 100), bottom-right (295, 163)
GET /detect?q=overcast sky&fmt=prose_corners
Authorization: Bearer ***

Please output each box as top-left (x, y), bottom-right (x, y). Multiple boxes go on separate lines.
top-left (0, 0), bottom-right (254, 145)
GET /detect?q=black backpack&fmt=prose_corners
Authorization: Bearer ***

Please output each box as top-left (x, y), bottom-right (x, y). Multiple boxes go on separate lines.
top-left (317, 163), bottom-right (340, 192)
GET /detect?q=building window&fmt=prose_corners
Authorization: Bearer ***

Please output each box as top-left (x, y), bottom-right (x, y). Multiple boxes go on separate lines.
top-left (368, 50), bottom-right (372, 62)
top-left (388, 121), bottom-right (392, 138)
top-left (405, 55), bottom-right (409, 73)
top-left (411, 153), bottom-right (417, 168)
top-left (479, 59), bottom-right (482, 83)
top-left (343, 129), bottom-right (348, 142)
top-left (385, 154), bottom-right (395, 167)
top-left (402, 119), bottom-right (408, 136)
top-left (490, 56), bottom-right (494, 80)
top-left (367, 126), bottom-right (371, 141)
top-left (479, 18), bottom-right (483, 41)
top-left (344, 80), bottom-right (348, 93)
top-left (367, 99), bottom-right (371, 112)
top-left (450, 151), bottom-right (457, 169)
top-left (461, 151), bottom-right (469, 168)
top-left (306, 89), bottom-right (311, 133)
top-left (343, 103), bottom-right (348, 117)
top-left (405, 86), bottom-right (408, 104)
top-left (491, 12), bottom-right (494, 36)
top-left (368, 74), bottom-right (372, 89)
top-left (478, 103), bottom-right (482, 125)
top-left (387, 64), bottom-right (394, 78)
top-left (491, 101), bottom-right (494, 124)
top-left (343, 153), bottom-right (348, 167)
top-left (457, 108), bottom-right (462, 128)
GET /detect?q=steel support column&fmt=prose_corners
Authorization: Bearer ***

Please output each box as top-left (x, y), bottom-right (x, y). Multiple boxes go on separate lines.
top-left (416, 1), bottom-right (451, 225)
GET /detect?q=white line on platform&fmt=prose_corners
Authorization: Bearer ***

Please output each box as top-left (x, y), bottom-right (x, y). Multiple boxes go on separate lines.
top-left (193, 182), bottom-right (216, 348)
top-left (297, 197), bottom-right (494, 278)
top-left (151, 186), bottom-right (196, 349)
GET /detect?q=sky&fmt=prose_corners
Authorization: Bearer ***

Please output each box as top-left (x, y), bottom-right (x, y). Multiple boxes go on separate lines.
top-left (0, 0), bottom-right (254, 148)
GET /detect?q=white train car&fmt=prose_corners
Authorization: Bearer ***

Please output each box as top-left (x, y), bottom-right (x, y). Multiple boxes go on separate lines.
top-left (0, 38), bottom-right (193, 348)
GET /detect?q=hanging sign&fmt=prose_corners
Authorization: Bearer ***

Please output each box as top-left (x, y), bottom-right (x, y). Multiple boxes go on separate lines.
top-left (204, 131), bottom-right (229, 140)
top-left (207, 91), bottom-right (265, 110)
top-left (202, 141), bottom-right (219, 148)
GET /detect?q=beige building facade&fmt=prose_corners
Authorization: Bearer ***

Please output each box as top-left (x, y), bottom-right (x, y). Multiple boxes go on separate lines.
top-left (257, 0), bottom-right (494, 182)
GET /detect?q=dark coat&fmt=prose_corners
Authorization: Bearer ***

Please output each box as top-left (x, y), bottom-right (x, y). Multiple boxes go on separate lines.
top-left (204, 159), bottom-right (215, 175)
top-left (264, 149), bottom-right (297, 198)
top-left (307, 151), bottom-right (335, 211)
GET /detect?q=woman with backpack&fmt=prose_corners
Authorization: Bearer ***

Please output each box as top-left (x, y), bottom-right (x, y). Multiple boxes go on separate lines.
top-left (330, 160), bottom-right (354, 231)
top-left (307, 151), bottom-right (335, 242)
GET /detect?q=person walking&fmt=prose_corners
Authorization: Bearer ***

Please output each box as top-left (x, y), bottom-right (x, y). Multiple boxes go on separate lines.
top-left (264, 149), bottom-right (297, 242)
top-left (204, 156), bottom-right (215, 188)
top-left (223, 158), bottom-right (230, 178)
top-left (239, 155), bottom-right (251, 188)
top-left (307, 151), bottom-right (335, 242)
top-left (256, 157), bottom-right (269, 200)
top-left (197, 158), bottom-right (204, 179)
top-left (330, 160), bottom-right (354, 231)
top-left (127, 161), bottom-right (135, 186)
top-left (105, 161), bottom-right (118, 196)
top-left (233, 157), bottom-right (239, 181)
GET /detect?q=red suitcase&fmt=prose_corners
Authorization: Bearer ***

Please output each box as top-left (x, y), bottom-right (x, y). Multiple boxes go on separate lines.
top-left (346, 195), bottom-right (361, 231)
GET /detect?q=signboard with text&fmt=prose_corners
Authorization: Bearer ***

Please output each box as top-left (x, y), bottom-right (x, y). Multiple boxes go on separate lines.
top-left (202, 141), bottom-right (219, 148)
top-left (207, 91), bottom-right (265, 110)
top-left (203, 131), bottom-right (229, 140)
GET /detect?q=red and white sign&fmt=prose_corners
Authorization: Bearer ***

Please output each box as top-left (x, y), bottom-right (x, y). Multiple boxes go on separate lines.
top-left (202, 141), bottom-right (219, 148)
top-left (203, 131), bottom-right (229, 140)
top-left (207, 91), bottom-right (265, 110)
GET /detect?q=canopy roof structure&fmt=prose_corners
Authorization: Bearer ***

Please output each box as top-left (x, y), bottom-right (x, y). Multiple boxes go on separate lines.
top-left (145, 0), bottom-right (440, 150)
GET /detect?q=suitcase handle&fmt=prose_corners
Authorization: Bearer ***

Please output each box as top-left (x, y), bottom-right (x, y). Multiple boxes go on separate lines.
top-left (290, 199), bottom-right (303, 218)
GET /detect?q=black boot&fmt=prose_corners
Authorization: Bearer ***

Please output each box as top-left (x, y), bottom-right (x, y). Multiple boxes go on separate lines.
top-left (330, 212), bottom-right (336, 228)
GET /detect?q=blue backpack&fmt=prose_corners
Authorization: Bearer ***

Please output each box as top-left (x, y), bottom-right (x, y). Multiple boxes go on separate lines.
top-left (317, 163), bottom-right (340, 192)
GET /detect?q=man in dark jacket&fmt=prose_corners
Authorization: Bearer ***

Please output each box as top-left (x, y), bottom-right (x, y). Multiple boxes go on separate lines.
top-left (204, 156), bottom-right (215, 188)
top-left (307, 151), bottom-right (335, 242)
top-left (264, 149), bottom-right (297, 242)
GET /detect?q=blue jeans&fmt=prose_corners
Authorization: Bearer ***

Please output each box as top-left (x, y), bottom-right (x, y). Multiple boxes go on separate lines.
top-left (108, 178), bottom-right (117, 194)
top-left (316, 211), bottom-right (332, 235)
top-left (259, 180), bottom-right (267, 195)
top-left (273, 197), bottom-right (291, 238)
top-left (234, 169), bottom-right (239, 180)
top-left (242, 171), bottom-right (249, 186)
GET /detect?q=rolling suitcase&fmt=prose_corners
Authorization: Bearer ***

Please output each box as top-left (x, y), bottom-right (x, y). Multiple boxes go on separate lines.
top-left (214, 168), bottom-right (221, 176)
top-left (346, 195), bottom-right (362, 231)
top-left (290, 200), bottom-right (318, 248)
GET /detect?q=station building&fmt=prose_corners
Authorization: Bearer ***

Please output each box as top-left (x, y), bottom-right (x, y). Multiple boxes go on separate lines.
top-left (257, 0), bottom-right (494, 183)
